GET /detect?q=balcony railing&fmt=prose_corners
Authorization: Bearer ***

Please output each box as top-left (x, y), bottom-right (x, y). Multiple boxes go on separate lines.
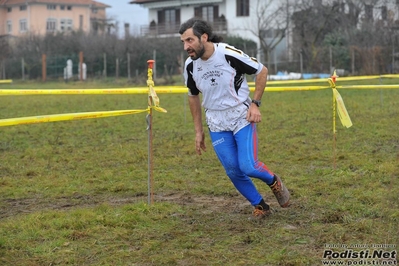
top-left (140, 20), bottom-right (228, 37)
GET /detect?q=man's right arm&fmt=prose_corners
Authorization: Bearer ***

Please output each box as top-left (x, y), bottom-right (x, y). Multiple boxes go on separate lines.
top-left (188, 95), bottom-right (206, 155)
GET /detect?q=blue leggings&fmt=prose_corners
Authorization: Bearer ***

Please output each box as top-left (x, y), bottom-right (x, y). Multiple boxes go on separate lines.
top-left (209, 123), bottom-right (274, 206)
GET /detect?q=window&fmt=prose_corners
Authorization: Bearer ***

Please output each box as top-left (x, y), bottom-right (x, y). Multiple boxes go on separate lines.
top-left (381, 6), bottom-right (387, 20)
top-left (7, 20), bottom-right (12, 34)
top-left (236, 0), bottom-right (249, 17)
top-left (365, 5), bottom-right (373, 21)
top-left (47, 5), bottom-right (56, 10)
top-left (165, 10), bottom-right (176, 24)
top-left (7, 7), bottom-right (12, 12)
top-left (20, 5), bottom-right (27, 11)
top-left (20, 19), bottom-right (27, 32)
top-left (157, 9), bottom-right (180, 30)
top-left (79, 15), bottom-right (83, 30)
top-left (92, 8), bottom-right (98, 14)
top-left (47, 18), bottom-right (57, 32)
top-left (67, 6), bottom-right (72, 10)
top-left (194, 5), bottom-right (219, 22)
top-left (60, 5), bottom-right (65, 10)
top-left (60, 18), bottom-right (73, 32)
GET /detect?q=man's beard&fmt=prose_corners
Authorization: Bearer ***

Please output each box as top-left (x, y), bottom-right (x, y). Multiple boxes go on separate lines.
top-left (189, 43), bottom-right (205, 60)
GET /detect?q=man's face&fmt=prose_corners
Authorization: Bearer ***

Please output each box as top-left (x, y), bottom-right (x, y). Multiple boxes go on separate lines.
top-left (180, 28), bottom-right (205, 60)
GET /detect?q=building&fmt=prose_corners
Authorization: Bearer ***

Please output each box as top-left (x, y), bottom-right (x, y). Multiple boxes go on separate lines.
top-left (130, 0), bottom-right (399, 69)
top-left (129, 0), bottom-right (298, 63)
top-left (0, 0), bottom-right (110, 37)
top-left (130, 0), bottom-right (271, 39)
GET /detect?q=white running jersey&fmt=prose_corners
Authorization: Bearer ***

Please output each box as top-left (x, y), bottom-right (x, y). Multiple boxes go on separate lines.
top-left (183, 42), bottom-right (264, 111)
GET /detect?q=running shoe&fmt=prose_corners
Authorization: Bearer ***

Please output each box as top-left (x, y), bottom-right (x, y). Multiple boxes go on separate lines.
top-left (269, 175), bottom-right (290, 208)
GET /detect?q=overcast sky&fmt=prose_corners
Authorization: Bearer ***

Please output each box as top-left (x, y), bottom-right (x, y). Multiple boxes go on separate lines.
top-left (99, 0), bottom-right (149, 36)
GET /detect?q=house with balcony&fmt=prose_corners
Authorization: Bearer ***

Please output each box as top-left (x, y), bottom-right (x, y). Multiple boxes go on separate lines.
top-left (129, 0), bottom-right (298, 64)
top-left (129, 0), bottom-right (266, 40)
top-left (0, 0), bottom-right (110, 37)
top-left (130, 0), bottom-right (399, 73)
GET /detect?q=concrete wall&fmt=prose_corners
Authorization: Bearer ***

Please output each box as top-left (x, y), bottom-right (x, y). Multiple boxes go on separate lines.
top-left (0, 2), bottom-right (107, 36)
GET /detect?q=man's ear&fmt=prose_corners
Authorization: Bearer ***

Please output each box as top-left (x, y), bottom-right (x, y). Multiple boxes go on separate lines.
top-left (201, 33), bottom-right (209, 42)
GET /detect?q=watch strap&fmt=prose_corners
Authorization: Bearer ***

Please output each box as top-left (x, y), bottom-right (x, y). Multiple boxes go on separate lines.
top-left (251, 99), bottom-right (261, 107)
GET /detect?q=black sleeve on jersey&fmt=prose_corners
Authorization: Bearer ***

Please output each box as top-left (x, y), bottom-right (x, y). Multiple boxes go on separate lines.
top-left (225, 54), bottom-right (256, 94)
top-left (225, 46), bottom-right (258, 75)
top-left (224, 46), bottom-right (259, 95)
top-left (186, 61), bottom-right (200, 95)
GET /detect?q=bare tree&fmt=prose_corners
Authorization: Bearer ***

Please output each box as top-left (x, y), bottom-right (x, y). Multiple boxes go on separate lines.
top-left (290, 0), bottom-right (399, 74)
top-left (242, 0), bottom-right (294, 71)
top-left (292, 0), bottom-right (334, 72)
top-left (11, 34), bottom-right (45, 79)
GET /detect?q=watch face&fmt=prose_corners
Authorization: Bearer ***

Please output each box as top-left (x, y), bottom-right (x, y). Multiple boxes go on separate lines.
top-left (252, 100), bottom-right (261, 107)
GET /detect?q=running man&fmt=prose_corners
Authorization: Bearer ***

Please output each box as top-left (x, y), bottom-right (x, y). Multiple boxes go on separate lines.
top-left (179, 18), bottom-right (290, 218)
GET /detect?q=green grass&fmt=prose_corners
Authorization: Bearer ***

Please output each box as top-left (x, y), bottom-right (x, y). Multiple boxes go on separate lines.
top-left (0, 79), bottom-right (398, 265)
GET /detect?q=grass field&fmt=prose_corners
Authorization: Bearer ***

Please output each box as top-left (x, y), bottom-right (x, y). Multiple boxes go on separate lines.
top-left (0, 78), bottom-right (398, 265)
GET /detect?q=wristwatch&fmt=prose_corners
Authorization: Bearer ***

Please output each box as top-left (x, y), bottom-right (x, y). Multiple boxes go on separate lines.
top-left (251, 99), bottom-right (261, 107)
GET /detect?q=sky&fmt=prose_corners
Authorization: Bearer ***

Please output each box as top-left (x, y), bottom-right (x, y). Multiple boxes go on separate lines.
top-left (98, 0), bottom-right (149, 37)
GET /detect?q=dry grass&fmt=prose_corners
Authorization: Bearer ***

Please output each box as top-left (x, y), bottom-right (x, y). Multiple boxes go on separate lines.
top-left (0, 79), bottom-right (398, 265)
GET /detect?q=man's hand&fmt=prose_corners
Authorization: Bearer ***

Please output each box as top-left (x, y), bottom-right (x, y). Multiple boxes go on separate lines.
top-left (246, 104), bottom-right (262, 123)
top-left (195, 131), bottom-right (206, 155)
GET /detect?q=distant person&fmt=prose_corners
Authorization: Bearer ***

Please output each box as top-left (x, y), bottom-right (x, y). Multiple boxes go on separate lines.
top-left (179, 18), bottom-right (290, 219)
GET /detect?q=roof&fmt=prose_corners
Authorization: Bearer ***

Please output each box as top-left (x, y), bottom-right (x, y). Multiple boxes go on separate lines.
top-left (91, 0), bottom-right (110, 8)
top-left (130, 0), bottom-right (169, 3)
top-left (0, 0), bottom-right (110, 7)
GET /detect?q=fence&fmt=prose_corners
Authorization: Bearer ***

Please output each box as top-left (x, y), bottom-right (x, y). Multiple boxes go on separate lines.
top-left (261, 45), bottom-right (399, 76)
top-left (2, 43), bottom-right (398, 82)
top-left (0, 50), bottom-right (182, 82)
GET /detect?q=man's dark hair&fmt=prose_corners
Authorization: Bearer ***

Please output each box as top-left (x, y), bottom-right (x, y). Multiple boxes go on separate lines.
top-left (179, 18), bottom-right (223, 43)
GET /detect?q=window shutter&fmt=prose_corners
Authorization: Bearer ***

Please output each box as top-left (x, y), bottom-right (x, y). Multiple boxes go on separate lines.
top-left (194, 7), bottom-right (201, 18)
top-left (214, 5), bottom-right (219, 19)
top-left (176, 9), bottom-right (180, 24)
top-left (158, 10), bottom-right (165, 24)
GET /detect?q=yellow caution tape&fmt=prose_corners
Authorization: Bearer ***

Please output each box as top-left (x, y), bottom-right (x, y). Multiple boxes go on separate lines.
top-left (261, 86), bottom-right (328, 91)
top-left (328, 72), bottom-right (353, 129)
top-left (148, 84), bottom-right (160, 107)
top-left (332, 88), bottom-right (353, 128)
top-left (338, 85), bottom-right (399, 90)
top-left (0, 109), bottom-right (149, 127)
top-left (0, 87), bottom-right (188, 96)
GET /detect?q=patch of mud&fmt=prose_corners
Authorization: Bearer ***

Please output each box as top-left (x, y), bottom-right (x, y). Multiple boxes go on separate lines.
top-left (0, 191), bottom-right (290, 220)
top-left (0, 193), bottom-right (239, 219)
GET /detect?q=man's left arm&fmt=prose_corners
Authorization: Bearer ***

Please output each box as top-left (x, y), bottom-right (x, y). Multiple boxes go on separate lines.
top-left (246, 66), bottom-right (268, 123)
